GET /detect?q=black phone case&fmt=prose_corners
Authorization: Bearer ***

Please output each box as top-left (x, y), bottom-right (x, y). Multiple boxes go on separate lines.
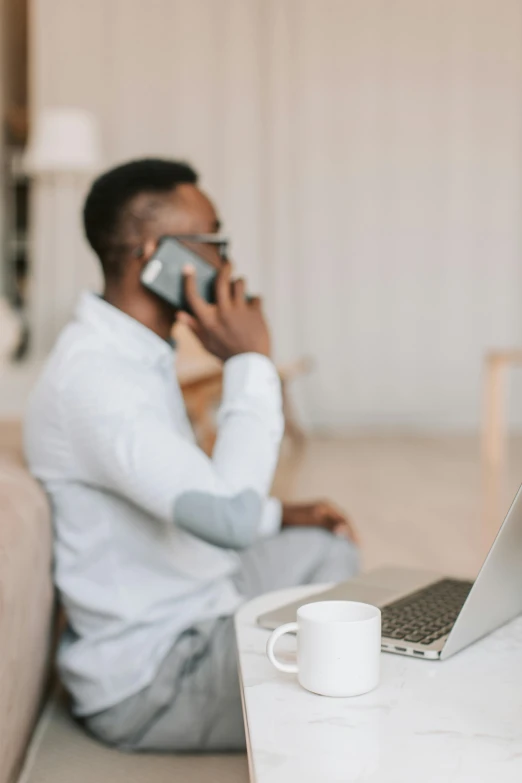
top-left (140, 237), bottom-right (217, 312)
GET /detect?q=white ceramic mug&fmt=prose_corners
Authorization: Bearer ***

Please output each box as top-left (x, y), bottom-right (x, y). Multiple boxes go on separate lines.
top-left (266, 600), bottom-right (381, 697)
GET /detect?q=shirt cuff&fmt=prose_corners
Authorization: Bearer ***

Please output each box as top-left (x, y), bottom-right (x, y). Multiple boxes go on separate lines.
top-left (258, 497), bottom-right (283, 538)
top-left (222, 353), bottom-right (282, 412)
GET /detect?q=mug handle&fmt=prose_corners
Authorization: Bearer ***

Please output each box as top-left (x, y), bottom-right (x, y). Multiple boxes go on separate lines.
top-left (266, 622), bottom-right (299, 674)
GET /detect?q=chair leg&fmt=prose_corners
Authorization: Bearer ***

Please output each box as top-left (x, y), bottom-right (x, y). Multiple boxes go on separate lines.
top-left (282, 381), bottom-right (306, 453)
top-left (185, 388), bottom-right (216, 456)
top-left (482, 356), bottom-right (507, 550)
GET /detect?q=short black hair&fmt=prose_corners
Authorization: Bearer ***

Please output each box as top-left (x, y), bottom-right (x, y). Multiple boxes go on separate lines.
top-left (83, 158), bottom-right (198, 279)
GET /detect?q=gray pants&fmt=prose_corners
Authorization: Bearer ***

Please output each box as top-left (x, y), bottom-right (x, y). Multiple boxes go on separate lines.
top-left (86, 528), bottom-right (359, 752)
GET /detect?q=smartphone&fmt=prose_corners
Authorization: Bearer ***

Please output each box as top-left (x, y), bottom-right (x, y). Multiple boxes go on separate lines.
top-left (141, 237), bottom-right (217, 312)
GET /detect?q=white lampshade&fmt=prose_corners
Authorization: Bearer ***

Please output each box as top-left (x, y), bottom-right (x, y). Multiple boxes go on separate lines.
top-left (24, 107), bottom-right (102, 174)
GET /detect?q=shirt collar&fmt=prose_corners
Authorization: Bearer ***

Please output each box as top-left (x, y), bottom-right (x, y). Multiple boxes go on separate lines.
top-left (75, 291), bottom-right (175, 367)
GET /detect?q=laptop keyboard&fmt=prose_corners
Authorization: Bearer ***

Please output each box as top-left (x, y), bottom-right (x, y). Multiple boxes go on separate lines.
top-left (381, 578), bottom-right (473, 646)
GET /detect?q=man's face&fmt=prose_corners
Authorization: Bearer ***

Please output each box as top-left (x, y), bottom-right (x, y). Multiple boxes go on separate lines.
top-left (134, 184), bottom-right (224, 272)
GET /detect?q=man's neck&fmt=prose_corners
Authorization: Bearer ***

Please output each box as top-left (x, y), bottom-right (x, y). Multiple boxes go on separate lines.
top-left (103, 285), bottom-right (175, 342)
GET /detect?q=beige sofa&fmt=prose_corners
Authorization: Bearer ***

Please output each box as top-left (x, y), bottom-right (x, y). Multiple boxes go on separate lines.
top-left (0, 424), bottom-right (248, 783)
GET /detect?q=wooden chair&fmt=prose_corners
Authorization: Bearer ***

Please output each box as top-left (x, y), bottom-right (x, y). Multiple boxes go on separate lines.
top-left (175, 324), bottom-right (311, 457)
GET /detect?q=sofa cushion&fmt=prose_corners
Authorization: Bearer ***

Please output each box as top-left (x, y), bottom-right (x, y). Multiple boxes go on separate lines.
top-left (0, 453), bottom-right (54, 783)
top-left (0, 432), bottom-right (248, 783)
top-left (19, 691), bottom-right (248, 783)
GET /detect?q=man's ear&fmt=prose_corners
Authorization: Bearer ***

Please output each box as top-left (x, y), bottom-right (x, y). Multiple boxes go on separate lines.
top-left (140, 238), bottom-right (158, 265)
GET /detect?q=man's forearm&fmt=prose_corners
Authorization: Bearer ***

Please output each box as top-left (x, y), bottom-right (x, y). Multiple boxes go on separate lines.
top-left (211, 354), bottom-right (284, 496)
top-left (172, 355), bottom-right (284, 549)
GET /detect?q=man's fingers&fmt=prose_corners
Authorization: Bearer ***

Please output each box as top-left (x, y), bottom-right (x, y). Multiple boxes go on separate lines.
top-left (247, 295), bottom-right (263, 310)
top-left (328, 508), bottom-right (348, 526)
top-left (332, 521), bottom-right (354, 541)
top-left (176, 310), bottom-right (205, 342)
top-left (317, 501), bottom-right (359, 544)
top-left (183, 266), bottom-right (213, 322)
top-left (319, 501), bottom-right (345, 525)
top-left (232, 277), bottom-right (246, 304)
top-left (332, 518), bottom-right (359, 544)
top-left (216, 262), bottom-right (233, 310)
top-left (176, 310), bottom-right (198, 331)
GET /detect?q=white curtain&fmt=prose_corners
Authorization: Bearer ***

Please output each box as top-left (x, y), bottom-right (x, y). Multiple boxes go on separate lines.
top-left (30, 0), bottom-right (522, 429)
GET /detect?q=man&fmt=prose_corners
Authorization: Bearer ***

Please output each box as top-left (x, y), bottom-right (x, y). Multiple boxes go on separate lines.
top-left (24, 158), bottom-right (359, 752)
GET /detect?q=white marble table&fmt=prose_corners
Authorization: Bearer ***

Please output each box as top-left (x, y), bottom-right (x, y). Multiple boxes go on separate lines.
top-left (235, 585), bottom-right (522, 783)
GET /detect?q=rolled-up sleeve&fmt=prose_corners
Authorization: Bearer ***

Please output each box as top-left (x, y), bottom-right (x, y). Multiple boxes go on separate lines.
top-left (63, 352), bottom-right (285, 549)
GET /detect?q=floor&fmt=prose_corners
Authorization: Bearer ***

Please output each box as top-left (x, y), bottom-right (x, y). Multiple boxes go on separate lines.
top-left (273, 434), bottom-right (522, 580)
top-left (3, 419), bottom-right (521, 581)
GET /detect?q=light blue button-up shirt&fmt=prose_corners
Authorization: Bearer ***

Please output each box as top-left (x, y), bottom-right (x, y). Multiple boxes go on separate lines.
top-left (24, 292), bottom-right (284, 716)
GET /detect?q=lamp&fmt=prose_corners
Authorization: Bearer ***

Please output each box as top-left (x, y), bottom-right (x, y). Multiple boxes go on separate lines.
top-left (24, 108), bottom-right (103, 357)
top-left (23, 107), bottom-right (102, 174)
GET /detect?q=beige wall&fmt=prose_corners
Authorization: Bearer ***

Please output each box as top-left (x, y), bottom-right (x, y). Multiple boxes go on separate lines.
top-left (29, 0), bottom-right (522, 430)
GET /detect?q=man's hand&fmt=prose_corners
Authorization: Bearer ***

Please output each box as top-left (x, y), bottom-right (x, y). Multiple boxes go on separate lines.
top-left (176, 262), bottom-right (271, 362)
top-left (282, 500), bottom-right (359, 543)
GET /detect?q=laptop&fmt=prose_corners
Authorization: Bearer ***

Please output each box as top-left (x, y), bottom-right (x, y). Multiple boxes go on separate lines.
top-left (258, 484), bottom-right (522, 660)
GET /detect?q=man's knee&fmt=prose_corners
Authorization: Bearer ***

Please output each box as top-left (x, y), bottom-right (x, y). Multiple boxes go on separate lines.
top-left (327, 533), bottom-right (360, 577)
top-left (281, 526), bottom-right (360, 582)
